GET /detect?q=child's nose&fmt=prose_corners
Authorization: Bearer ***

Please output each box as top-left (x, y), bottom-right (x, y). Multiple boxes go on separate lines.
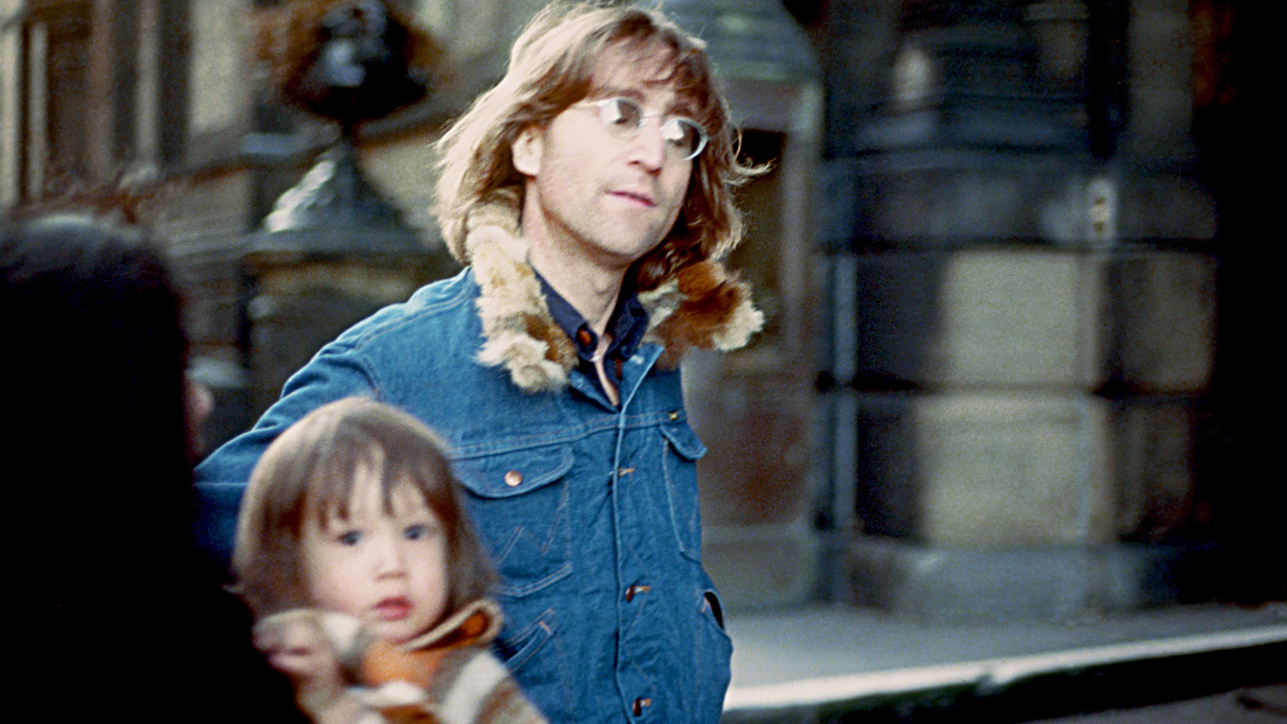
top-left (372, 535), bottom-right (407, 576)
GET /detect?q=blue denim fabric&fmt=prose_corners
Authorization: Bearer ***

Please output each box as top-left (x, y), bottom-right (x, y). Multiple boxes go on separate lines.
top-left (195, 268), bottom-right (732, 724)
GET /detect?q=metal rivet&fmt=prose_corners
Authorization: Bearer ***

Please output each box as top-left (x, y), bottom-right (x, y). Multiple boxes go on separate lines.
top-left (504, 470), bottom-right (523, 487)
top-left (668, 410), bottom-right (679, 421)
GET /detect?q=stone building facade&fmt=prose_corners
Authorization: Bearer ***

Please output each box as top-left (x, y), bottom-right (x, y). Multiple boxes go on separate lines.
top-left (2, 0), bottom-right (1271, 616)
top-left (806, 0), bottom-right (1268, 617)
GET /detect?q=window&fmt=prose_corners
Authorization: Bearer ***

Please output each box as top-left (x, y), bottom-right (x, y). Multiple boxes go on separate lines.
top-left (0, 0), bottom-right (188, 205)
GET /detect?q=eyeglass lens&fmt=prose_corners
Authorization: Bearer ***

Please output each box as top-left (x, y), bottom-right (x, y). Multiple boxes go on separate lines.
top-left (596, 98), bottom-right (706, 160)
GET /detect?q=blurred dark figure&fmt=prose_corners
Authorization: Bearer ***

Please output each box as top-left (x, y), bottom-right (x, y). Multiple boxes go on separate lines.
top-left (1, 210), bottom-right (306, 722)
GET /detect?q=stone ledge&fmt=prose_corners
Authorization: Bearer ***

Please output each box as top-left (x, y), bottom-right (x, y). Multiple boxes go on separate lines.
top-left (844, 538), bottom-right (1224, 621)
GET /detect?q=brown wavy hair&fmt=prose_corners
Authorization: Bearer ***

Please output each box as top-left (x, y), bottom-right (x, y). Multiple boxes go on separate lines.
top-left (433, 1), bottom-right (759, 292)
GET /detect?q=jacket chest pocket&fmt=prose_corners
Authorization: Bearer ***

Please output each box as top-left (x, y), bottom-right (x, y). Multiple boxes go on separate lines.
top-left (660, 422), bottom-right (708, 562)
top-left (454, 445), bottom-right (575, 597)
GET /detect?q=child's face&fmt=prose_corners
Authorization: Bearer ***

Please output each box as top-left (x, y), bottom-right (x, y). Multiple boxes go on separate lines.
top-left (300, 459), bottom-right (450, 644)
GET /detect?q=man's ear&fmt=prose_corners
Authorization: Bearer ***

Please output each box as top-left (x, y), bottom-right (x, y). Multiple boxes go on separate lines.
top-left (511, 125), bottom-right (543, 177)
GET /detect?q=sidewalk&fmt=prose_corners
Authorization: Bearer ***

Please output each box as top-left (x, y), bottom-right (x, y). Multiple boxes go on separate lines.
top-left (721, 601), bottom-right (1287, 723)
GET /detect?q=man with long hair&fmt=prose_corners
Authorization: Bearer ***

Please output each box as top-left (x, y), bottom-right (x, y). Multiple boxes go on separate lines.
top-left (200, 4), bottom-right (762, 722)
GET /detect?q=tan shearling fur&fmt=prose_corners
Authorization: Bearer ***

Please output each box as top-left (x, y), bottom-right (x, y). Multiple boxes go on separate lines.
top-left (461, 204), bottom-right (762, 392)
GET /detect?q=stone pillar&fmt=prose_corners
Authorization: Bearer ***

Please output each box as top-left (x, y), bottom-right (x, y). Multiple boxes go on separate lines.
top-left (242, 139), bottom-right (458, 417)
top-left (820, 0), bottom-right (1219, 619)
top-left (0, 0), bottom-right (24, 205)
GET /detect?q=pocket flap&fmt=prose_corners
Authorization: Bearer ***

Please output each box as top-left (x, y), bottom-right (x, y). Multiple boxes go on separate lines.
top-left (454, 445), bottom-right (574, 499)
top-left (659, 422), bottom-right (707, 461)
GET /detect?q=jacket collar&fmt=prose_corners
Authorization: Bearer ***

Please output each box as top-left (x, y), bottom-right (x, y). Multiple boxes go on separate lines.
top-left (463, 203), bottom-right (763, 393)
top-left (400, 598), bottom-right (503, 651)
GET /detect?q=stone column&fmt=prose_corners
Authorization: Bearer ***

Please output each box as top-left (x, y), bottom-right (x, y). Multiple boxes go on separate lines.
top-left (821, 0), bottom-right (1219, 619)
top-left (242, 139), bottom-right (458, 417)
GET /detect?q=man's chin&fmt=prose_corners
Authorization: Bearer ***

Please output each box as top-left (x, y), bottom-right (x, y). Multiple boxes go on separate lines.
top-left (590, 228), bottom-right (670, 266)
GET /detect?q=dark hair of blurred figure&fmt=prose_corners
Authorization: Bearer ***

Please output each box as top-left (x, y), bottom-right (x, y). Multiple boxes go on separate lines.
top-left (3, 213), bottom-right (192, 594)
top-left (0, 207), bottom-right (307, 723)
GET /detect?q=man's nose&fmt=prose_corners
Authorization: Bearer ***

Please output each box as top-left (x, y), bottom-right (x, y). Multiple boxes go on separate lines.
top-left (626, 120), bottom-right (667, 171)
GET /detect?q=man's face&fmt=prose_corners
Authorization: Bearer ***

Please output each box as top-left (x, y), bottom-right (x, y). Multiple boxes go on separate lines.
top-left (513, 43), bottom-right (697, 272)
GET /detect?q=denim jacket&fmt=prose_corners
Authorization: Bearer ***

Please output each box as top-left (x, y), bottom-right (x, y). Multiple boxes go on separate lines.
top-left (196, 204), bottom-right (762, 724)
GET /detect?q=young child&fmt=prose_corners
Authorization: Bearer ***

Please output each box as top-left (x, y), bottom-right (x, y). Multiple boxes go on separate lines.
top-left (233, 396), bottom-right (547, 724)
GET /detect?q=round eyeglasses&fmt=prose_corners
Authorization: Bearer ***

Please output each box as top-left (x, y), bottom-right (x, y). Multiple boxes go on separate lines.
top-left (571, 97), bottom-right (709, 161)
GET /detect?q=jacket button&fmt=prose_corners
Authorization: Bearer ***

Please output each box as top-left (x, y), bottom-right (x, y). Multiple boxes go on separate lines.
top-left (632, 697), bottom-right (651, 716)
top-left (667, 410), bottom-right (679, 421)
top-left (624, 584), bottom-right (650, 602)
top-left (504, 470), bottom-right (523, 487)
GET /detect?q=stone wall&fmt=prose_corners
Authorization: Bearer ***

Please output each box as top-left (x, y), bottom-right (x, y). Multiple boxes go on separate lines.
top-left (815, 0), bottom-right (1224, 619)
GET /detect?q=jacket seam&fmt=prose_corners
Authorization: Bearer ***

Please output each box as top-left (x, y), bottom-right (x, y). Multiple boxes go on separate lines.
top-left (449, 413), bottom-right (694, 458)
top-left (341, 270), bottom-right (479, 355)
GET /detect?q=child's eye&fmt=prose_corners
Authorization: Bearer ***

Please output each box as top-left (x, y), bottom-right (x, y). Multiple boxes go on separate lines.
top-left (403, 524), bottom-right (432, 541)
top-left (337, 530), bottom-right (362, 546)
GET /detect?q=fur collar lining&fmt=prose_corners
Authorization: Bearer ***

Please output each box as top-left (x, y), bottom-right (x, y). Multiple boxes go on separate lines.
top-left (463, 204), bottom-right (763, 392)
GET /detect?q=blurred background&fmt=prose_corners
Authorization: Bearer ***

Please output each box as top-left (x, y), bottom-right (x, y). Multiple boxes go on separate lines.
top-left (1, 0), bottom-right (1276, 624)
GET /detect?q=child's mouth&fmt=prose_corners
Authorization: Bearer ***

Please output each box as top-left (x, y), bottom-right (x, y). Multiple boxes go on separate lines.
top-left (375, 597), bottom-right (412, 620)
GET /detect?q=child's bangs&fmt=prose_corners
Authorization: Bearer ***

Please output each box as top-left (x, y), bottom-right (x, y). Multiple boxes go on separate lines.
top-left (306, 422), bottom-right (444, 524)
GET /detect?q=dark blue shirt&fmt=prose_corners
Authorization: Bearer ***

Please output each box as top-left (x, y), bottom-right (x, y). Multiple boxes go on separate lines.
top-left (534, 270), bottom-right (648, 398)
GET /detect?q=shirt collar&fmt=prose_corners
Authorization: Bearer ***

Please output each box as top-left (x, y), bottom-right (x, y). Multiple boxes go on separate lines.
top-left (534, 270), bottom-right (648, 365)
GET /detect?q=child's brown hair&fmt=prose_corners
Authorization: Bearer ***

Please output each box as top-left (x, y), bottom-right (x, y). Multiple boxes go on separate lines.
top-left (233, 397), bottom-right (494, 619)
